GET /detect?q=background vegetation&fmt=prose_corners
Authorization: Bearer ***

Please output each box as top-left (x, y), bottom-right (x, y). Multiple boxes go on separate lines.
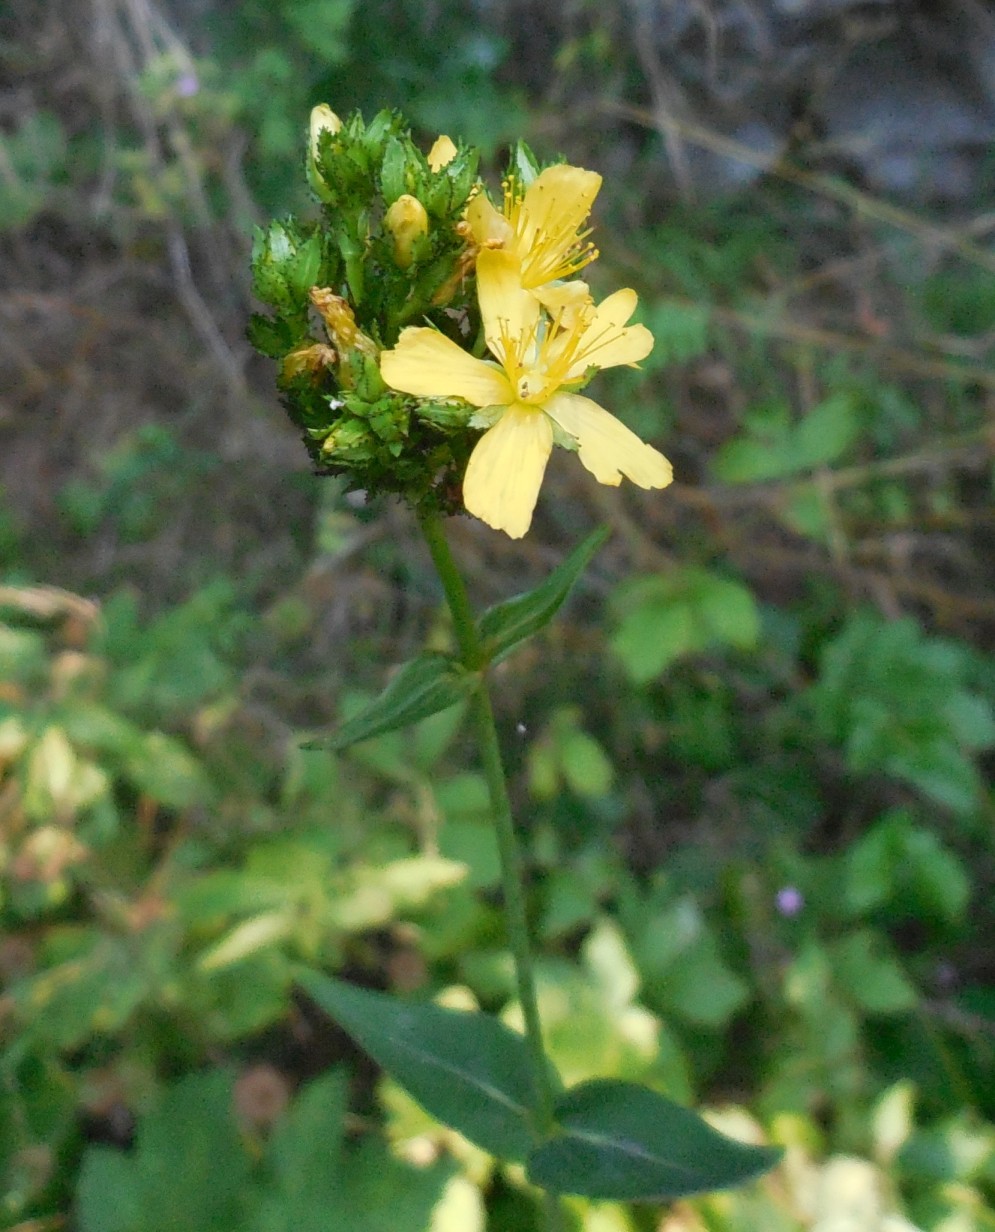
top-left (2, 1), bottom-right (994, 1228)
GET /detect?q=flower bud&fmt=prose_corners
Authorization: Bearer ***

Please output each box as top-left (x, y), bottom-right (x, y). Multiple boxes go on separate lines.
top-left (307, 104), bottom-right (342, 202)
top-left (280, 343), bottom-right (336, 383)
top-left (427, 134), bottom-right (458, 172)
top-left (310, 288), bottom-right (376, 359)
top-left (353, 350), bottom-right (388, 400)
top-left (384, 194), bottom-right (429, 268)
top-left (320, 417), bottom-right (371, 459)
top-left (309, 287), bottom-right (382, 392)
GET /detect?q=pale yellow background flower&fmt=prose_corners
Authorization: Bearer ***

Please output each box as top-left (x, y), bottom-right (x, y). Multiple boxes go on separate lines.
top-left (380, 249), bottom-right (672, 538)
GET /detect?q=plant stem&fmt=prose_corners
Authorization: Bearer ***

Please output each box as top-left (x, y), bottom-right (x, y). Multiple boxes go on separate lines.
top-left (419, 506), bottom-right (568, 1230)
top-left (417, 505), bottom-right (558, 1140)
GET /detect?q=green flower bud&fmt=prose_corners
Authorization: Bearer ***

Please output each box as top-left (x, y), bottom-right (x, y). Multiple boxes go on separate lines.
top-left (307, 104), bottom-right (342, 202)
top-left (384, 194), bottom-right (429, 268)
top-left (348, 349), bottom-right (388, 400)
top-left (320, 417), bottom-right (371, 459)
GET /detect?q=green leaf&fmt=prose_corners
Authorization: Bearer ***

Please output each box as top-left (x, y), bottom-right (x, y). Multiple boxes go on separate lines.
top-left (793, 393), bottom-right (859, 469)
top-left (284, 0), bottom-right (353, 61)
top-left (653, 932), bottom-right (751, 1029)
top-left (77, 1148), bottom-right (142, 1232)
top-left (842, 817), bottom-right (897, 917)
top-left (257, 1069), bottom-right (351, 1230)
top-left (942, 691), bottom-right (995, 750)
top-left (527, 1079), bottom-right (781, 1200)
top-left (259, 1069), bottom-right (450, 1232)
top-left (832, 931), bottom-right (918, 1015)
top-left (692, 572), bottom-right (760, 650)
top-left (136, 1071), bottom-right (251, 1231)
top-left (336, 1141), bottom-right (455, 1232)
top-left (782, 482), bottom-right (830, 540)
top-left (611, 594), bottom-right (697, 683)
top-left (713, 394), bottom-right (858, 484)
top-left (560, 727), bottom-right (614, 798)
top-left (77, 1071), bottom-right (251, 1232)
top-left (125, 731), bottom-right (213, 809)
top-left (297, 969), bottom-right (553, 1160)
top-left (477, 526), bottom-right (609, 664)
top-left (902, 827), bottom-right (970, 924)
top-left (642, 299), bottom-right (710, 367)
top-left (713, 435), bottom-right (797, 484)
top-left (305, 653), bottom-right (475, 750)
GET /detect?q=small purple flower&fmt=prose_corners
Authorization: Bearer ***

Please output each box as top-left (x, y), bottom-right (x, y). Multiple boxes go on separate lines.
top-left (175, 73), bottom-right (200, 98)
top-left (775, 886), bottom-right (804, 917)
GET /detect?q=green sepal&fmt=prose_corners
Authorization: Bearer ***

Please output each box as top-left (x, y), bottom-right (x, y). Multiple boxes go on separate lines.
top-left (251, 221), bottom-right (293, 308)
top-left (246, 313), bottom-right (295, 359)
top-left (424, 147), bottom-right (480, 217)
top-left (286, 230), bottom-right (323, 301)
top-left (303, 652), bottom-right (475, 750)
top-left (297, 970), bottom-right (554, 1161)
top-left (526, 1079), bottom-right (782, 1201)
top-left (476, 526), bottom-right (609, 665)
top-left (509, 141), bottom-right (541, 188)
top-left (380, 136), bottom-right (409, 204)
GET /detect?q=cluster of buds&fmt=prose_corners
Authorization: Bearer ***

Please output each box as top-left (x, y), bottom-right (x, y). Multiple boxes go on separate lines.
top-left (249, 106), bottom-right (672, 535)
top-left (248, 107), bottom-right (481, 508)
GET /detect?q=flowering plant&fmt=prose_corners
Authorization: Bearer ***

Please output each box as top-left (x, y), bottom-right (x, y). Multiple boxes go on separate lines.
top-left (249, 106), bottom-right (778, 1225)
top-left (251, 106), bottom-right (671, 536)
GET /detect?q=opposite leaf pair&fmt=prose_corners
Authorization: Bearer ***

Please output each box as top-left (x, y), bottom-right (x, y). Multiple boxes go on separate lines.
top-left (299, 970), bottom-right (781, 1203)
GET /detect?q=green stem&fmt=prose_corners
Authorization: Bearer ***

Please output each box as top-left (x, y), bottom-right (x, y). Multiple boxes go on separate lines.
top-left (417, 504), bottom-right (558, 1142)
top-left (419, 504), bottom-right (568, 1232)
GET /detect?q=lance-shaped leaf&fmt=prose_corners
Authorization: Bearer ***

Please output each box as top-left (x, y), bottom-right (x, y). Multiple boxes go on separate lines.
top-left (527, 1079), bottom-right (782, 1201)
top-left (304, 653), bottom-right (475, 751)
top-left (298, 970), bottom-right (553, 1161)
top-left (477, 526), bottom-right (609, 665)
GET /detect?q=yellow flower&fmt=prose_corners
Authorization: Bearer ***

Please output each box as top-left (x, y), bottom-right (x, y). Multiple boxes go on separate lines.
top-left (380, 249), bottom-right (673, 538)
top-left (466, 164), bottom-right (601, 313)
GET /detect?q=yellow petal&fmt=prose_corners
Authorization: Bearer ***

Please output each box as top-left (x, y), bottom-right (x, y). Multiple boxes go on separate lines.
top-left (476, 249), bottom-right (541, 368)
top-left (534, 279), bottom-right (592, 329)
top-left (544, 392), bottom-right (673, 489)
top-left (380, 328), bottom-right (512, 406)
top-left (518, 165), bottom-right (601, 251)
top-left (463, 404), bottom-right (554, 538)
top-left (427, 134), bottom-right (458, 172)
top-left (466, 191), bottom-right (513, 247)
top-left (588, 287), bottom-right (638, 329)
top-left (514, 165), bottom-right (601, 284)
top-left (563, 289), bottom-right (654, 379)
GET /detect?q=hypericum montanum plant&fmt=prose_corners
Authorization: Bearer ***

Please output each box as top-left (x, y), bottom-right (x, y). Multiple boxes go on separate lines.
top-left (249, 104), bottom-right (780, 1226)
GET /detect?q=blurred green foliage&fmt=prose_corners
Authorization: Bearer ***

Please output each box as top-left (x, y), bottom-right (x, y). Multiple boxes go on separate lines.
top-left (2, 0), bottom-right (995, 1227)
top-left (0, 109), bottom-right (66, 230)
